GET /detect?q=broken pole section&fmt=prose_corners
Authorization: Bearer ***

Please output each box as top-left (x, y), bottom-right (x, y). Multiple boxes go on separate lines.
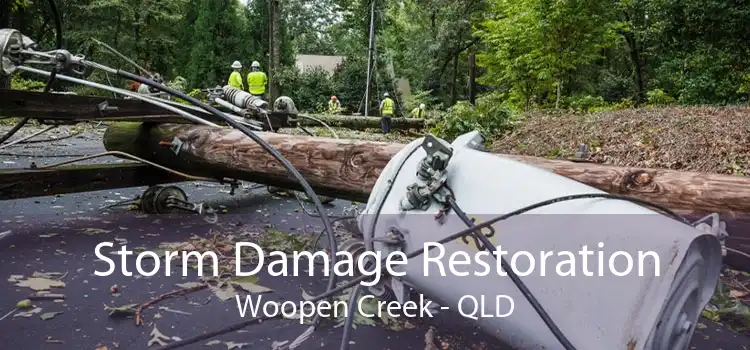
top-left (299, 114), bottom-right (433, 131)
top-left (102, 122), bottom-right (750, 268)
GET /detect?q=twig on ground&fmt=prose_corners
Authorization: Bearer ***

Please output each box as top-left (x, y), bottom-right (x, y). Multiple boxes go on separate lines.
top-left (135, 283), bottom-right (207, 326)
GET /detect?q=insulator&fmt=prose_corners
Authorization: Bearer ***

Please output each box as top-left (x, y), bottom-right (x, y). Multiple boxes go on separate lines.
top-left (222, 85), bottom-right (268, 110)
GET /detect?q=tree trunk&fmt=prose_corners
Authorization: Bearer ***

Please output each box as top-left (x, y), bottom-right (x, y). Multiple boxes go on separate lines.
top-left (269, 0), bottom-right (281, 101)
top-left (451, 52), bottom-right (459, 105)
top-left (468, 49), bottom-right (476, 104)
top-left (101, 122), bottom-right (750, 270)
top-left (299, 115), bottom-right (434, 131)
top-left (103, 122), bottom-right (750, 215)
top-left (621, 13), bottom-right (645, 106)
top-left (0, 0), bottom-right (11, 90)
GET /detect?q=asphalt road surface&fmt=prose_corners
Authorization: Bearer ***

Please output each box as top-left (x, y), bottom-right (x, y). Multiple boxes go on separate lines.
top-left (1, 125), bottom-right (749, 350)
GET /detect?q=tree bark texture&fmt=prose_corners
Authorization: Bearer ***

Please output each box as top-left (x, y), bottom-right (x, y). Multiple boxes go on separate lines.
top-left (301, 115), bottom-right (433, 131)
top-left (102, 123), bottom-right (750, 269)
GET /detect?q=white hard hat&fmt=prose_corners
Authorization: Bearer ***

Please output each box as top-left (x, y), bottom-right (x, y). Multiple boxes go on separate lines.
top-left (231, 61), bottom-right (242, 69)
top-left (420, 103), bottom-right (425, 109)
top-left (383, 92), bottom-right (389, 97)
top-left (251, 61), bottom-right (260, 68)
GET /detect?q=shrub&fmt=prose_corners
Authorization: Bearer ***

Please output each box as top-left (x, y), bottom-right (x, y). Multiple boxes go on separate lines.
top-left (430, 92), bottom-right (516, 141)
top-left (568, 94), bottom-right (607, 113)
top-left (646, 88), bottom-right (676, 106)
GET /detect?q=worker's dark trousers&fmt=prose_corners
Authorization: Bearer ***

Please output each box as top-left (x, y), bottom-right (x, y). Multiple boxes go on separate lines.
top-left (381, 116), bottom-right (392, 133)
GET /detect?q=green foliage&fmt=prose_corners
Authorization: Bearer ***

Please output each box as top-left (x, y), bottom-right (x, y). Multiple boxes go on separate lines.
top-left (568, 95), bottom-right (607, 113)
top-left (331, 57), bottom-right (367, 113)
top-left (10, 74), bottom-right (46, 91)
top-left (167, 76), bottom-right (188, 92)
top-left (430, 93), bottom-right (516, 141)
top-left (277, 66), bottom-right (335, 113)
top-left (404, 89), bottom-right (440, 117)
top-left (646, 89), bottom-right (675, 106)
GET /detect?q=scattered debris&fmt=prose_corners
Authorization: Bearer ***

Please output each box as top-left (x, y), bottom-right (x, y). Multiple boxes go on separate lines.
top-left (230, 276), bottom-right (273, 294)
top-left (225, 341), bottom-right (249, 349)
top-left (16, 299), bottom-right (32, 308)
top-left (44, 336), bottom-right (64, 344)
top-left (104, 303), bottom-right (138, 317)
top-left (39, 233), bottom-right (59, 238)
top-left (702, 269), bottom-right (750, 334)
top-left (135, 283), bottom-right (207, 325)
top-left (7, 274), bottom-right (23, 283)
top-left (15, 277), bottom-right (65, 291)
top-left (157, 306), bottom-right (191, 316)
top-left (14, 307), bottom-right (42, 318)
top-left (40, 311), bottom-right (63, 320)
top-left (28, 292), bottom-right (66, 300)
top-left (205, 340), bottom-right (221, 346)
top-left (147, 326), bottom-right (171, 347)
top-left (81, 228), bottom-right (112, 236)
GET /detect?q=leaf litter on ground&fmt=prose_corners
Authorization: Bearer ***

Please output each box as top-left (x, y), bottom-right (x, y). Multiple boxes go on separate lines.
top-left (148, 326), bottom-right (171, 347)
top-left (40, 311), bottom-right (63, 320)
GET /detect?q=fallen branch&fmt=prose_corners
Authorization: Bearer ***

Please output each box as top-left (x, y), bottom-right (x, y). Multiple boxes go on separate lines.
top-left (299, 114), bottom-right (434, 131)
top-left (135, 283), bottom-right (207, 326)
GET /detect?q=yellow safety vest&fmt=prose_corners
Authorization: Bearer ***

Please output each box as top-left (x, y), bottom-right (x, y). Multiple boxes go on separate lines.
top-left (227, 71), bottom-right (243, 90)
top-left (246, 71), bottom-right (268, 95)
top-left (381, 98), bottom-right (394, 116)
top-left (411, 107), bottom-right (424, 118)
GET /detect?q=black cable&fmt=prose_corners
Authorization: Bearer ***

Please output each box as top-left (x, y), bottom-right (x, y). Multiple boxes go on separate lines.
top-left (447, 195), bottom-right (574, 349)
top-left (339, 284), bottom-right (363, 350)
top-left (119, 71), bottom-right (340, 328)
top-left (161, 192), bottom-right (686, 350)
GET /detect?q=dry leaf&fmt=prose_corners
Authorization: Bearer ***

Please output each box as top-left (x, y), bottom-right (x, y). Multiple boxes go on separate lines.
top-left (16, 299), bottom-right (32, 308)
top-left (210, 284), bottom-right (237, 301)
top-left (205, 340), bottom-right (221, 346)
top-left (81, 228), bottom-right (111, 236)
top-left (7, 274), bottom-right (23, 282)
top-left (14, 307), bottom-right (42, 318)
top-left (104, 303), bottom-right (138, 317)
top-left (16, 277), bottom-right (65, 291)
top-left (40, 311), bottom-right (63, 320)
top-left (148, 326), bottom-right (170, 347)
top-left (729, 289), bottom-right (749, 298)
top-left (32, 272), bottom-right (64, 279)
top-left (176, 282), bottom-right (204, 289)
top-left (94, 346), bottom-right (109, 350)
top-left (225, 341), bottom-right (249, 349)
top-left (230, 276), bottom-right (273, 294)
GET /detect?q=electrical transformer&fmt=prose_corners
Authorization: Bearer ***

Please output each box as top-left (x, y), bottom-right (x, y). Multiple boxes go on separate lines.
top-left (357, 131), bottom-right (724, 350)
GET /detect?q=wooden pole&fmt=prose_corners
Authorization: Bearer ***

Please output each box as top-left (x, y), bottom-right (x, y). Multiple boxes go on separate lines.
top-left (300, 115), bottom-right (433, 131)
top-left (102, 123), bottom-right (750, 269)
top-left (103, 122), bottom-right (750, 214)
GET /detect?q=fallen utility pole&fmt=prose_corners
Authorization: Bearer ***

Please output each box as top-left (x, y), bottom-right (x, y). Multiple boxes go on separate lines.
top-left (300, 114), bottom-right (433, 131)
top-left (103, 122), bottom-right (750, 268)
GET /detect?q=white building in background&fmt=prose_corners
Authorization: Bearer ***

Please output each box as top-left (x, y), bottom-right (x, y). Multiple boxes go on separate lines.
top-left (293, 54), bottom-right (412, 101)
top-left (295, 55), bottom-right (345, 76)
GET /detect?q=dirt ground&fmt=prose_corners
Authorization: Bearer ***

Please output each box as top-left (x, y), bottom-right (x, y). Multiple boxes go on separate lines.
top-left (490, 106), bottom-right (750, 176)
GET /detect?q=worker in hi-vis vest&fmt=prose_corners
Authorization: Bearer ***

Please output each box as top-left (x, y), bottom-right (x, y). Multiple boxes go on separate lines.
top-left (227, 61), bottom-right (243, 90)
top-left (410, 103), bottom-right (426, 118)
top-left (246, 61), bottom-right (268, 98)
top-left (379, 92), bottom-right (394, 133)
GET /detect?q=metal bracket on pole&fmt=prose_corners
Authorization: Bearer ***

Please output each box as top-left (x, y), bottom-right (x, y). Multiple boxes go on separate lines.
top-left (98, 100), bottom-right (119, 116)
